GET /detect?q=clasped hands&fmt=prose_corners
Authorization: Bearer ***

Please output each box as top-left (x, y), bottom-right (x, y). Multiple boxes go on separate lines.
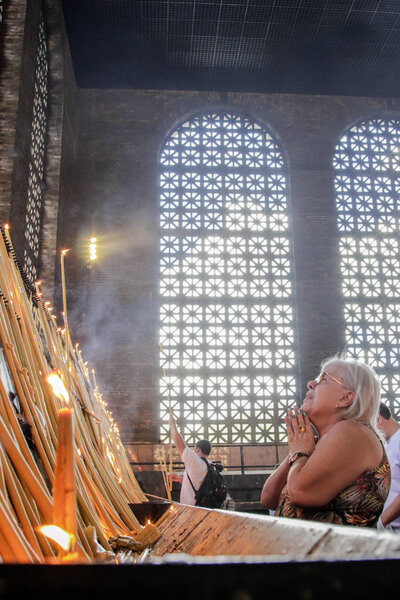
top-left (285, 408), bottom-right (315, 457)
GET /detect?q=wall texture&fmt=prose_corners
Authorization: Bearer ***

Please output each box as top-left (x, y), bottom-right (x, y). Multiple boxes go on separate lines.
top-left (57, 88), bottom-right (400, 443)
top-left (0, 0), bottom-right (41, 248)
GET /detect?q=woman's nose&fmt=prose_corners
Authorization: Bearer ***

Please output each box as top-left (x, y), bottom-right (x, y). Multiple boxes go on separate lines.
top-left (307, 379), bottom-right (316, 390)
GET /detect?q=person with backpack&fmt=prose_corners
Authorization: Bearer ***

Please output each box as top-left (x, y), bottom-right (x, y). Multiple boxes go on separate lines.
top-left (169, 414), bottom-right (227, 508)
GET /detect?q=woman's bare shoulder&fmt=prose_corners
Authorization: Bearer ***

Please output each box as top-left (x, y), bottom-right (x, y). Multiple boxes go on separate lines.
top-left (320, 420), bottom-right (375, 446)
top-left (321, 420), bottom-right (382, 459)
top-left (328, 419), bottom-right (371, 433)
top-left (331, 420), bottom-right (365, 432)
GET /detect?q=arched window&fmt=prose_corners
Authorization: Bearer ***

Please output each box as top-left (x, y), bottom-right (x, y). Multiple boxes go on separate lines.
top-left (334, 117), bottom-right (400, 417)
top-left (159, 112), bottom-right (297, 444)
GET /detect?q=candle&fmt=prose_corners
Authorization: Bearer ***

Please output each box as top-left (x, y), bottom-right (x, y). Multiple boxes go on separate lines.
top-left (0, 488), bottom-right (39, 563)
top-left (60, 249), bottom-right (71, 382)
top-left (168, 396), bottom-right (173, 492)
top-left (155, 504), bottom-right (175, 527)
top-left (159, 455), bottom-right (169, 496)
top-left (46, 372), bottom-right (77, 554)
top-left (161, 447), bottom-right (171, 501)
top-left (53, 407), bottom-right (76, 542)
top-left (134, 520), bottom-right (162, 546)
top-left (160, 343), bottom-right (173, 495)
top-left (34, 280), bottom-right (42, 298)
top-left (0, 412), bottom-right (52, 522)
top-left (3, 223), bottom-right (12, 250)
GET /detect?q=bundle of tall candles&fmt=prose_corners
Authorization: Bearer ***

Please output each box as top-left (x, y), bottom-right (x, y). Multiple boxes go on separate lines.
top-left (0, 226), bottom-right (155, 563)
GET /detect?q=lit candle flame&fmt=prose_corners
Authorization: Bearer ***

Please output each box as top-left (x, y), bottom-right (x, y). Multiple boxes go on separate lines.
top-left (46, 372), bottom-right (70, 405)
top-left (147, 519), bottom-right (151, 525)
top-left (61, 248), bottom-right (71, 256)
top-left (39, 525), bottom-right (75, 551)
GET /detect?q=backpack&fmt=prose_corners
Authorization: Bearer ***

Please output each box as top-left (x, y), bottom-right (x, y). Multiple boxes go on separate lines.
top-left (188, 458), bottom-right (228, 509)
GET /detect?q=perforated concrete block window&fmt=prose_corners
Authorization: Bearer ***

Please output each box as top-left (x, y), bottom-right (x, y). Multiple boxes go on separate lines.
top-left (335, 117), bottom-right (400, 418)
top-left (24, 14), bottom-right (48, 283)
top-left (159, 111), bottom-right (298, 444)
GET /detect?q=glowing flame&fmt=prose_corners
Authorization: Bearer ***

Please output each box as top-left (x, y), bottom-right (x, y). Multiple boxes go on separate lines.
top-left (46, 372), bottom-right (69, 405)
top-left (4, 223), bottom-right (10, 230)
top-left (61, 248), bottom-right (71, 256)
top-left (39, 525), bottom-right (74, 551)
top-left (147, 519), bottom-right (151, 525)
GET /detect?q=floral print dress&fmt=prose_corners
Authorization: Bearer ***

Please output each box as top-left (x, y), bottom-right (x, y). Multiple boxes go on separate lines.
top-left (275, 446), bottom-right (391, 527)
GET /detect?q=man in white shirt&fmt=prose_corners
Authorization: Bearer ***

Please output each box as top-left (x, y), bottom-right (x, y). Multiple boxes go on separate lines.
top-left (169, 414), bottom-right (211, 505)
top-left (377, 402), bottom-right (400, 531)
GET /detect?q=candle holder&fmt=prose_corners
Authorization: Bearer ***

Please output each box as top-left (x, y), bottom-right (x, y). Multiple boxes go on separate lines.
top-left (128, 501), bottom-right (171, 526)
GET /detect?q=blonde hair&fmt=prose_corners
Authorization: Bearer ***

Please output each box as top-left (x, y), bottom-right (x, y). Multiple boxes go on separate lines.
top-left (321, 355), bottom-right (381, 432)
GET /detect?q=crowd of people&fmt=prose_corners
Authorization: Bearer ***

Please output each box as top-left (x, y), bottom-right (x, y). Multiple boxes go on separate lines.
top-left (169, 354), bottom-right (400, 532)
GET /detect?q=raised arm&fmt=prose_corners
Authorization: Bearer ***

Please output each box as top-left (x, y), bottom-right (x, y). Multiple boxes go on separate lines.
top-left (261, 408), bottom-right (315, 510)
top-left (169, 414), bottom-right (186, 458)
top-left (261, 408), bottom-right (315, 509)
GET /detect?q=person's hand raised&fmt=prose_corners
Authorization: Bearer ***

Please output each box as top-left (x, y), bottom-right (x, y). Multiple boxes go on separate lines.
top-left (285, 408), bottom-right (315, 456)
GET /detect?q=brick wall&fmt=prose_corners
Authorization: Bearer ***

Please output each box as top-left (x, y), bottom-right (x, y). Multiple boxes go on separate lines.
top-left (0, 0), bottom-right (35, 235)
top-left (55, 88), bottom-right (400, 443)
top-left (1, 0), bottom-right (44, 263)
top-left (0, 0), bottom-right (73, 296)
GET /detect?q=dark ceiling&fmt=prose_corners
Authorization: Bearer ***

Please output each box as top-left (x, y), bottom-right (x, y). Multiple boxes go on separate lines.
top-left (61, 0), bottom-right (400, 97)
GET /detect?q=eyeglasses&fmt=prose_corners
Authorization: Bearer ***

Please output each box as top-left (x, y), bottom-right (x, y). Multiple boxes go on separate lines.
top-left (315, 370), bottom-right (345, 387)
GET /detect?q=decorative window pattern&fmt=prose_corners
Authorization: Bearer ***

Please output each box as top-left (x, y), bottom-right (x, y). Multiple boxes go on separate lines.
top-left (159, 112), bottom-right (297, 444)
top-left (334, 118), bottom-right (400, 418)
top-left (24, 14), bottom-right (48, 283)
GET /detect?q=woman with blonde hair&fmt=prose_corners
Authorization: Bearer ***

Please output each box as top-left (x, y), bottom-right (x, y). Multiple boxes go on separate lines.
top-left (261, 356), bottom-right (390, 526)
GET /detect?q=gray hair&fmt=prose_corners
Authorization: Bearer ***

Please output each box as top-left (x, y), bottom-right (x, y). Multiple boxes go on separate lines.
top-left (321, 355), bottom-right (381, 432)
